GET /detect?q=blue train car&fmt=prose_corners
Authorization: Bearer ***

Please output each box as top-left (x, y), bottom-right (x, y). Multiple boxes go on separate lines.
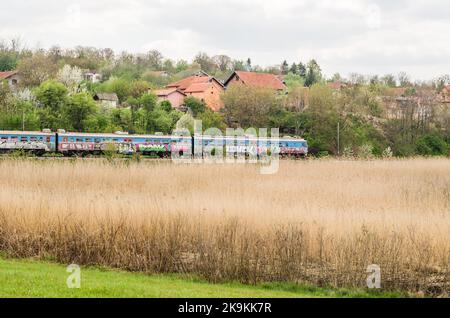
top-left (57, 131), bottom-right (192, 156)
top-left (0, 130), bottom-right (56, 154)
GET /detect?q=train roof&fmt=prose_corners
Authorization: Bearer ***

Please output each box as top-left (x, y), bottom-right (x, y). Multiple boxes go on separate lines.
top-left (58, 132), bottom-right (189, 139)
top-left (0, 130), bottom-right (54, 136)
top-left (0, 130), bottom-right (306, 142)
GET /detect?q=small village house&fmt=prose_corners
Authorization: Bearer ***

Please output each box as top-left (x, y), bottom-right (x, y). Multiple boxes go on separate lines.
top-left (166, 73), bottom-right (225, 111)
top-left (0, 70), bottom-right (20, 88)
top-left (154, 88), bottom-right (186, 109)
top-left (94, 92), bottom-right (119, 108)
top-left (224, 71), bottom-right (286, 91)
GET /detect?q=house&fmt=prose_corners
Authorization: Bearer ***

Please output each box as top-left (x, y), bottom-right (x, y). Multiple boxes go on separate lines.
top-left (154, 88), bottom-right (186, 109)
top-left (0, 70), bottom-right (20, 88)
top-left (441, 85), bottom-right (450, 103)
top-left (224, 71), bottom-right (286, 91)
top-left (166, 73), bottom-right (225, 111)
top-left (94, 93), bottom-right (119, 108)
top-left (84, 71), bottom-right (102, 83)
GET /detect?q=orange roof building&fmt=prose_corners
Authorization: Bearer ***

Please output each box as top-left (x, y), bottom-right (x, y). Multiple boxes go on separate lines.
top-left (166, 73), bottom-right (225, 111)
top-left (0, 70), bottom-right (20, 87)
top-left (154, 88), bottom-right (186, 109)
top-left (224, 71), bottom-right (286, 91)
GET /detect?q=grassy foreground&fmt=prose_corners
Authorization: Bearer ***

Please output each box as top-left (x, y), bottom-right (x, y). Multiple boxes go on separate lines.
top-left (0, 258), bottom-right (402, 298)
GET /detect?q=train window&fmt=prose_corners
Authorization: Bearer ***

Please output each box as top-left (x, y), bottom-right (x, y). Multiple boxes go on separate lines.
top-left (21, 137), bottom-right (28, 142)
top-left (30, 137), bottom-right (37, 141)
top-left (63, 137), bottom-right (68, 142)
top-left (76, 138), bottom-right (82, 142)
top-left (46, 137), bottom-right (51, 142)
top-left (85, 138), bottom-right (91, 142)
top-left (95, 138), bottom-right (101, 143)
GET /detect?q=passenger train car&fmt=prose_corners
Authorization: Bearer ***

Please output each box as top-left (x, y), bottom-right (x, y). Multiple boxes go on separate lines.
top-left (0, 130), bottom-right (308, 158)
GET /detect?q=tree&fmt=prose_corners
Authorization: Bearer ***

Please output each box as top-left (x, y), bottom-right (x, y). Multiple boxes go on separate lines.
top-left (302, 84), bottom-right (339, 154)
top-left (57, 65), bottom-right (83, 93)
top-left (297, 62), bottom-right (307, 78)
top-left (17, 54), bottom-right (59, 87)
top-left (97, 77), bottom-right (132, 103)
top-left (34, 80), bottom-right (68, 112)
top-left (159, 100), bottom-right (172, 112)
top-left (175, 60), bottom-right (189, 73)
top-left (398, 72), bottom-right (411, 87)
top-left (304, 59), bottom-right (322, 87)
top-left (416, 133), bottom-right (448, 156)
top-left (139, 93), bottom-right (158, 112)
top-left (381, 74), bottom-right (397, 87)
top-left (130, 80), bottom-right (150, 98)
top-left (289, 63), bottom-right (298, 75)
top-left (199, 109), bottom-right (226, 130)
top-left (213, 55), bottom-right (232, 72)
top-left (63, 93), bottom-right (98, 131)
top-left (148, 105), bottom-right (173, 133)
top-left (175, 113), bottom-right (195, 134)
top-left (284, 73), bottom-right (305, 90)
top-left (281, 60), bottom-right (289, 75)
top-left (221, 85), bottom-right (279, 128)
top-left (185, 96), bottom-right (206, 116)
top-left (146, 50), bottom-right (164, 70)
top-left (194, 52), bottom-right (216, 73)
top-left (0, 54), bottom-right (17, 71)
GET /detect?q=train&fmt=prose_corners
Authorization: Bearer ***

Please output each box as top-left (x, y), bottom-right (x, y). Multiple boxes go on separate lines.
top-left (0, 130), bottom-right (308, 158)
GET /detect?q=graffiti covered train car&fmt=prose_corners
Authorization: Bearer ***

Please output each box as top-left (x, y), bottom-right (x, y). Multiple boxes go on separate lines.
top-left (0, 130), bottom-right (308, 158)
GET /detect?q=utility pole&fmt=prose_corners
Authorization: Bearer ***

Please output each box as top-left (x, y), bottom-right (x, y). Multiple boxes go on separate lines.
top-left (338, 122), bottom-right (341, 157)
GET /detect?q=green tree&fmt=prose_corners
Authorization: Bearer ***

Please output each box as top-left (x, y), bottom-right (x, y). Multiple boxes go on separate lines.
top-left (63, 93), bottom-right (98, 131)
top-left (148, 105), bottom-right (173, 133)
top-left (305, 59), bottom-right (322, 87)
top-left (140, 92), bottom-right (158, 112)
top-left (185, 96), bottom-right (206, 116)
top-left (221, 85), bottom-right (279, 128)
top-left (416, 133), bottom-right (448, 156)
top-left (199, 109), bottom-right (226, 130)
top-left (34, 80), bottom-right (68, 112)
top-left (97, 77), bottom-right (132, 103)
top-left (0, 54), bottom-right (17, 71)
top-left (159, 100), bottom-right (172, 112)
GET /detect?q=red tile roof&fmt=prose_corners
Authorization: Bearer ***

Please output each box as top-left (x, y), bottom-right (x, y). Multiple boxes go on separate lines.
top-left (167, 75), bottom-right (212, 91)
top-left (184, 83), bottom-right (211, 93)
top-left (155, 88), bottom-right (185, 97)
top-left (0, 71), bottom-right (18, 79)
top-left (225, 71), bottom-right (285, 90)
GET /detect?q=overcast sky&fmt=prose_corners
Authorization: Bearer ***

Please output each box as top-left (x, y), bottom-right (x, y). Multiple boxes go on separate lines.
top-left (1, 0), bottom-right (450, 80)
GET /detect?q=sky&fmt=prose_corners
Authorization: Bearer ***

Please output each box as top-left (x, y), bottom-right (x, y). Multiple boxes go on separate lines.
top-left (1, 0), bottom-right (450, 80)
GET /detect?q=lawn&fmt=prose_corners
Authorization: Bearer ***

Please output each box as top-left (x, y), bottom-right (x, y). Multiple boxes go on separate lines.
top-left (0, 258), bottom-right (402, 298)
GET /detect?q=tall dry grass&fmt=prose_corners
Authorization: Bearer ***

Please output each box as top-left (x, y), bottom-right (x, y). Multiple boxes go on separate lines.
top-left (0, 158), bottom-right (449, 295)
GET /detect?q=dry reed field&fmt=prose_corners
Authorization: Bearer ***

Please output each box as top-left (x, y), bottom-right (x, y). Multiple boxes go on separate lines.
top-left (0, 158), bottom-right (449, 295)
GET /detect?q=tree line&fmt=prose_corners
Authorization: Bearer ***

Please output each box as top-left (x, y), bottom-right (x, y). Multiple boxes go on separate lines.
top-left (0, 39), bottom-right (449, 157)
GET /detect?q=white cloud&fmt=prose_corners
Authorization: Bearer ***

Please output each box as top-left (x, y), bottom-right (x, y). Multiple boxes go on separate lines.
top-left (1, 0), bottom-right (450, 79)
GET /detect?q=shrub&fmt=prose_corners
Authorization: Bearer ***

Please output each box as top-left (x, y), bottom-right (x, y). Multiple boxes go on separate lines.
top-left (416, 134), bottom-right (448, 156)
